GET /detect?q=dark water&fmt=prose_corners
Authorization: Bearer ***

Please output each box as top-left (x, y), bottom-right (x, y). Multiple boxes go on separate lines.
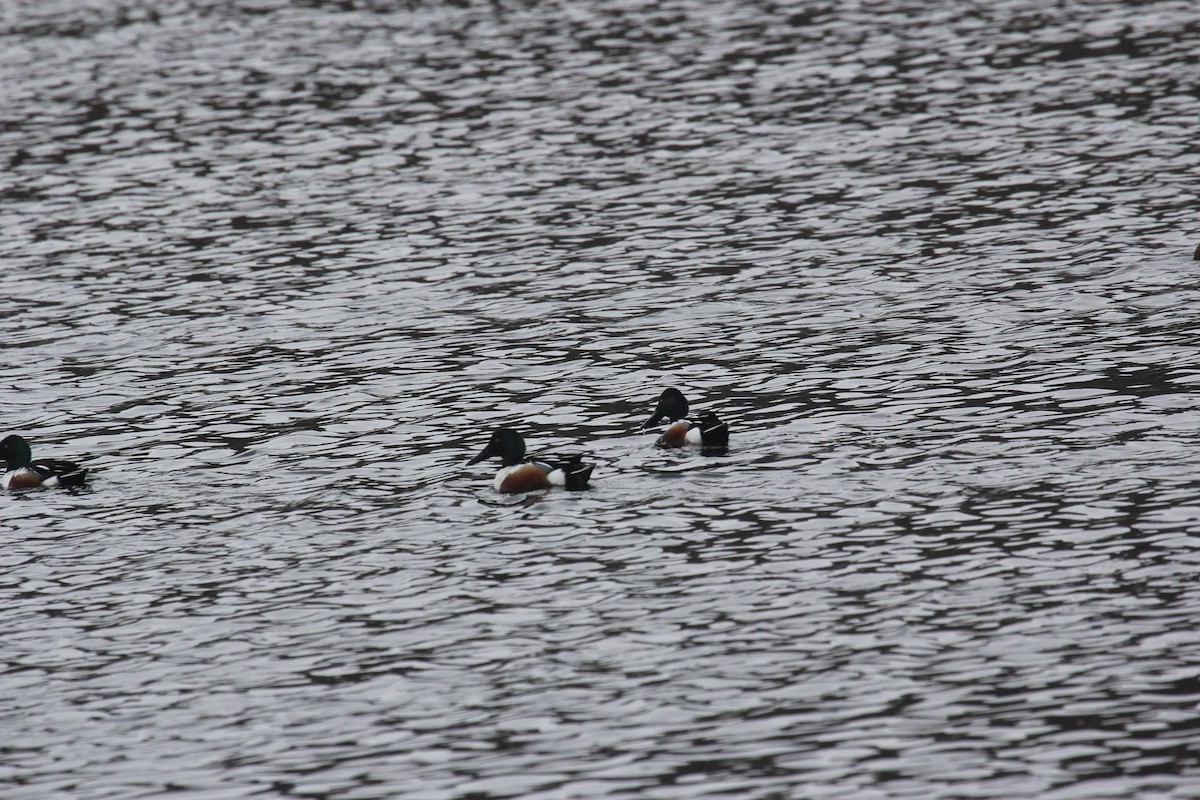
top-left (3, 1), bottom-right (1200, 797)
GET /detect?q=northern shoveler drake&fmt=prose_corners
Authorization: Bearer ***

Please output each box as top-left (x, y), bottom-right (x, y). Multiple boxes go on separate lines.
top-left (643, 388), bottom-right (729, 449)
top-left (2, 434), bottom-right (88, 489)
top-left (467, 428), bottom-right (594, 494)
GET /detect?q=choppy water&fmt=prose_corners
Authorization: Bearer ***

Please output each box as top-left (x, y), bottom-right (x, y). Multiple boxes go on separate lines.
top-left (3, 1), bottom-right (1200, 798)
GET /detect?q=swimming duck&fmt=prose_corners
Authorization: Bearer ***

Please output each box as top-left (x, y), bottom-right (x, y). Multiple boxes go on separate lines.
top-left (2, 434), bottom-right (88, 489)
top-left (467, 428), bottom-right (594, 493)
top-left (643, 388), bottom-right (729, 449)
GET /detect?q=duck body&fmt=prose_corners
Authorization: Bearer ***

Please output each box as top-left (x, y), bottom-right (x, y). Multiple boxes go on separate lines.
top-left (2, 435), bottom-right (87, 489)
top-left (658, 420), bottom-right (704, 448)
top-left (644, 389), bottom-right (729, 450)
top-left (492, 462), bottom-right (555, 493)
top-left (469, 429), bottom-right (594, 494)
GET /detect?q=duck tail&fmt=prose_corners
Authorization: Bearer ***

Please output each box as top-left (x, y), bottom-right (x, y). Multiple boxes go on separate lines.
top-left (33, 459), bottom-right (88, 487)
top-left (557, 455), bottom-right (594, 490)
top-left (698, 413), bottom-right (729, 448)
top-left (58, 467), bottom-right (88, 487)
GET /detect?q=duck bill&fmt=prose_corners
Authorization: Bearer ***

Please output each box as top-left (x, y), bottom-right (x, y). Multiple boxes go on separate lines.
top-left (641, 408), bottom-right (666, 430)
top-left (467, 445), bottom-right (494, 465)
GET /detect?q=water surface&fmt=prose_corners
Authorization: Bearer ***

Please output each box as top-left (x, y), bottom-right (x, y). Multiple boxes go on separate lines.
top-left (3, 1), bottom-right (1200, 798)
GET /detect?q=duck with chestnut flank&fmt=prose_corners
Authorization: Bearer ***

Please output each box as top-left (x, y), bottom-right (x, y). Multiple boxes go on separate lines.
top-left (468, 428), bottom-right (594, 494)
top-left (2, 434), bottom-right (88, 489)
top-left (643, 388), bottom-right (729, 449)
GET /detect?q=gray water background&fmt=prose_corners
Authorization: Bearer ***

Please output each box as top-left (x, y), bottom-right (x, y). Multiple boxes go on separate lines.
top-left (3, 1), bottom-right (1200, 798)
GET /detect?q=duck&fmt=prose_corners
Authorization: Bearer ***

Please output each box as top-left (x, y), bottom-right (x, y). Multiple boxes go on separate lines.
top-left (2, 434), bottom-right (88, 489)
top-left (643, 388), bottom-right (729, 449)
top-left (467, 428), bottom-right (594, 493)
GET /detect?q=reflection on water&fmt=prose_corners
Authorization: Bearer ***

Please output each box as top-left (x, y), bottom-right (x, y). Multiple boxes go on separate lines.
top-left (3, 0), bottom-right (1199, 797)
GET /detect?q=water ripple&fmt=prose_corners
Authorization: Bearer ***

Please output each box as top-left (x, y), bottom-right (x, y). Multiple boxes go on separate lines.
top-left (3, 0), bottom-right (1200, 798)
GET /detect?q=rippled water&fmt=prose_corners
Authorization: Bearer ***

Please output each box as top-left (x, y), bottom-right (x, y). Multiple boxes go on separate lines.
top-left (3, 1), bottom-right (1200, 797)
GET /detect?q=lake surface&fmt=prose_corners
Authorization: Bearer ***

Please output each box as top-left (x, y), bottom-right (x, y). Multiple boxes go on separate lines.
top-left (3, 1), bottom-right (1200, 798)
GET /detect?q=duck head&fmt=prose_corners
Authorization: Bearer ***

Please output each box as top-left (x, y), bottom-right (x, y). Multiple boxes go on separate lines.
top-left (467, 428), bottom-right (528, 467)
top-left (642, 388), bottom-right (689, 428)
top-left (1, 435), bottom-right (32, 470)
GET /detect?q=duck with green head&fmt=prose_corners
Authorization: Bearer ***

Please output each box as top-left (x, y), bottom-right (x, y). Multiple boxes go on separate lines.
top-left (2, 434), bottom-right (88, 489)
top-left (467, 428), bottom-right (594, 494)
top-left (642, 388), bottom-right (730, 450)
